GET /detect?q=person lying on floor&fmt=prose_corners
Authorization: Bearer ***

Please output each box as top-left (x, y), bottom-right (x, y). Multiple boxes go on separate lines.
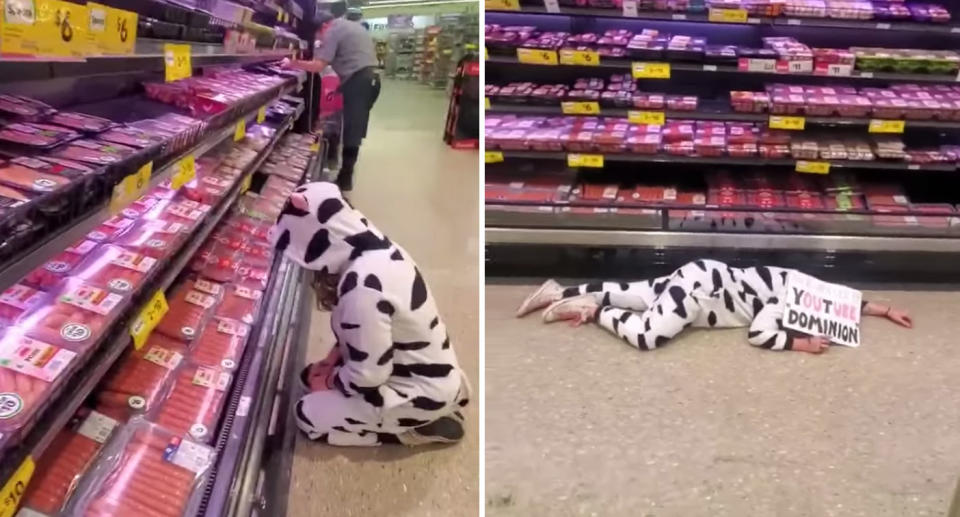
top-left (270, 181), bottom-right (470, 446)
top-left (516, 259), bottom-right (912, 354)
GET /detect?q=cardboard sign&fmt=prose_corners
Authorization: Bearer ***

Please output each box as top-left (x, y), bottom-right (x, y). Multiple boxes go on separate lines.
top-left (784, 271), bottom-right (862, 347)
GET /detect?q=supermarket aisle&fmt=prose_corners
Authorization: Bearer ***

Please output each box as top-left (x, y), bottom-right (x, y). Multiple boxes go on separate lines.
top-left (486, 284), bottom-right (960, 517)
top-left (287, 80), bottom-right (479, 517)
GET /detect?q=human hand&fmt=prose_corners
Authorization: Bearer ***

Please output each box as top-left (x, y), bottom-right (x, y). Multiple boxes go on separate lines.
top-left (886, 308), bottom-right (913, 328)
top-left (306, 361), bottom-right (335, 391)
top-left (793, 336), bottom-right (830, 354)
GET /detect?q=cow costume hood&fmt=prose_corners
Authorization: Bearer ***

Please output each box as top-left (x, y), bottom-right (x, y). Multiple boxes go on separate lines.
top-left (269, 181), bottom-right (391, 275)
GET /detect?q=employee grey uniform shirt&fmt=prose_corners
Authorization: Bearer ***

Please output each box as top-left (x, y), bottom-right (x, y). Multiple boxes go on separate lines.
top-left (315, 19), bottom-right (377, 83)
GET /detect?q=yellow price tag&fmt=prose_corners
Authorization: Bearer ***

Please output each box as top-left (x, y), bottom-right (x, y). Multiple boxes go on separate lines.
top-left (485, 151), bottom-right (505, 163)
top-left (517, 48), bottom-right (558, 65)
top-left (257, 106), bottom-right (267, 123)
top-left (234, 119), bottom-right (246, 142)
top-left (632, 62), bottom-right (671, 79)
top-left (484, 47), bottom-right (488, 60)
top-left (277, 9), bottom-right (282, 21)
top-left (109, 161), bottom-right (152, 213)
top-left (240, 174), bottom-right (252, 194)
top-left (796, 160), bottom-right (830, 174)
top-left (171, 155), bottom-right (196, 190)
top-left (130, 290), bottom-right (169, 350)
top-left (485, 0), bottom-right (520, 9)
top-left (568, 153), bottom-right (604, 168)
top-left (164, 43), bottom-right (192, 82)
top-left (868, 119), bottom-right (905, 134)
top-left (628, 110), bottom-right (665, 125)
top-left (2, 0), bottom-right (88, 58)
top-left (559, 49), bottom-right (599, 66)
top-left (769, 115), bottom-right (806, 131)
top-left (0, 455), bottom-right (34, 517)
top-left (708, 8), bottom-right (749, 22)
top-left (88, 3), bottom-right (136, 55)
top-left (484, 97), bottom-right (491, 110)
top-left (309, 143), bottom-right (320, 152)
top-left (561, 101), bottom-right (600, 115)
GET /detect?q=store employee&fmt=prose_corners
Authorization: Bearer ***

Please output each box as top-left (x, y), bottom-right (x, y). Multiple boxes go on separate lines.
top-left (289, 6), bottom-right (380, 192)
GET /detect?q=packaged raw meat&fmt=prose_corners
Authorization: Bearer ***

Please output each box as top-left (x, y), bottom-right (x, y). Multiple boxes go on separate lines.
top-left (20, 279), bottom-right (128, 351)
top-left (189, 318), bottom-right (249, 370)
top-left (65, 420), bottom-right (215, 517)
top-left (151, 200), bottom-right (210, 230)
top-left (235, 265), bottom-right (269, 291)
top-left (97, 126), bottom-right (166, 149)
top-left (190, 246), bottom-right (241, 283)
top-left (87, 216), bottom-right (135, 243)
top-left (10, 155), bottom-right (97, 183)
top-left (0, 95), bottom-right (55, 121)
top-left (0, 331), bottom-right (79, 443)
top-left (224, 215), bottom-right (273, 244)
top-left (49, 112), bottom-right (117, 133)
top-left (18, 408), bottom-right (119, 516)
top-left (50, 139), bottom-right (137, 165)
top-left (0, 161), bottom-right (72, 194)
top-left (117, 219), bottom-right (188, 259)
top-left (154, 283), bottom-right (220, 343)
top-left (72, 245), bottom-right (159, 294)
top-left (151, 363), bottom-right (232, 441)
top-left (213, 284), bottom-right (262, 325)
top-left (0, 283), bottom-right (48, 325)
top-left (0, 123), bottom-right (80, 149)
top-left (24, 239), bottom-right (100, 290)
top-left (95, 341), bottom-right (185, 422)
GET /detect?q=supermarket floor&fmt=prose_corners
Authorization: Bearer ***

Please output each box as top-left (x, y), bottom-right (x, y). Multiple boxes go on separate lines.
top-left (286, 80), bottom-right (479, 516)
top-left (486, 283), bottom-right (960, 517)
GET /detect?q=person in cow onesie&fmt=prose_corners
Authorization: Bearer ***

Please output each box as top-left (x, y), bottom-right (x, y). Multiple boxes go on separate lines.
top-left (271, 182), bottom-right (469, 446)
top-left (516, 259), bottom-right (913, 353)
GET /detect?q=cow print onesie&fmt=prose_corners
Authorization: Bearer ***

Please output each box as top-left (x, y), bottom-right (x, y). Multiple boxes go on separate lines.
top-left (270, 182), bottom-right (469, 446)
top-left (566, 259), bottom-right (809, 351)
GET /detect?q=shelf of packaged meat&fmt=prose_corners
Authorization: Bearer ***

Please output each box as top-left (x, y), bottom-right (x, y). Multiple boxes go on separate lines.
top-left (0, 69), bottom-right (303, 295)
top-left (0, 104), bottom-right (314, 510)
top-left (487, 3), bottom-right (960, 34)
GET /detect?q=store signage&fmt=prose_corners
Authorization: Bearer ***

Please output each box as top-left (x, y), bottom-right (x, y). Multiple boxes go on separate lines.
top-left (769, 115), bottom-right (805, 131)
top-left (130, 290), bottom-right (169, 349)
top-left (561, 101), bottom-right (599, 115)
top-left (708, 8), bottom-right (748, 22)
top-left (795, 160), bottom-right (830, 174)
top-left (784, 271), bottom-right (862, 347)
top-left (1, 0), bottom-right (88, 58)
top-left (622, 0), bottom-right (638, 16)
top-left (631, 62), bottom-right (670, 79)
top-left (517, 48), bottom-right (558, 65)
top-left (0, 455), bottom-right (34, 517)
top-left (109, 161), bottom-right (152, 213)
top-left (568, 153), bottom-right (604, 168)
top-left (543, 0), bottom-right (560, 13)
top-left (628, 110), bottom-right (665, 125)
top-left (257, 106), bottom-right (267, 124)
top-left (485, 151), bottom-right (504, 163)
top-left (171, 155), bottom-right (196, 189)
top-left (87, 3), bottom-right (136, 55)
top-left (234, 118), bottom-right (246, 141)
top-left (868, 119), bottom-right (905, 134)
top-left (559, 48), bottom-right (599, 66)
top-left (164, 43), bottom-right (192, 82)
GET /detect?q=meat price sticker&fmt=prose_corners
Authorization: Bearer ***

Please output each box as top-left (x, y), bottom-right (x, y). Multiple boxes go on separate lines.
top-left (130, 290), bottom-right (169, 350)
top-left (109, 161), bottom-right (152, 214)
top-left (0, 455), bottom-right (34, 517)
top-left (708, 8), bottom-right (748, 22)
top-left (485, 0), bottom-right (520, 9)
top-left (257, 106), bottom-right (267, 124)
top-left (769, 115), bottom-right (805, 131)
top-left (2, 0), bottom-right (88, 58)
top-left (234, 118), bottom-right (246, 142)
top-left (516, 48), bottom-right (558, 65)
top-left (561, 101), bottom-right (600, 115)
top-left (171, 155), bottom-right (196, 190)
top-left (485, 151), bottom-right (504, 163)
top-left (795, 160), bottom-right (830, 174)
top-left (87, 3), bottom-right (137, 55)
top-left (164, 43), bottom-right (192, 82)
top-left (559, 49), bottom-right (599, 66)
top-left (628, 110), bottom-right (665, 125)
top-left (784, 271), bottom-right (862, 347)
top-left (868, 119), bottom-right (905, 134)
top-left (631, 62), bottom-right (670, 79)
top-left (567, 153), bottom-right (604, 168)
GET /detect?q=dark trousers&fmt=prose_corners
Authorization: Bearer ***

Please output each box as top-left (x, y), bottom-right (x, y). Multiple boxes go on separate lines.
top-left (337, 67), bottom-right (380, 188)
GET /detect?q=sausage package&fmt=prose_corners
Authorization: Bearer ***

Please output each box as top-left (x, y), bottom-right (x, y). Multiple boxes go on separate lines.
top-left (189, 244), bottom-right (241, 284)
top-left (0, 283), bottom-right (49, 325)
top-left (49, 112), bottom-right (117, 133)
top-left (24, 239), bottom-right (100, 290)
top-left (49, 139), bottom-right (136, 165)
top-left (154, 282), bottom-right (220, 343)
top-left (17, 408), bottom-right (119, 516)
top-left (150, 363), bottom-right (232, 442)
top-left (116, 220), bottom-right (188, 259)
top-left (65, 420), bottom-right (216, 517)
top-left (189, 317), bottom-right (249, 370)
top-left (20, 279), bottom-right (129, 352)
top-left (0, 123), bottom-right (80, 149)
top-left (71, 245), bottom-right (159, 295)
top-left (214, 284), bottom-right (262, 325)
top-left (0, 161), bottom-right (73, 194)
top-left (95, 339), bottom-right (186, 423)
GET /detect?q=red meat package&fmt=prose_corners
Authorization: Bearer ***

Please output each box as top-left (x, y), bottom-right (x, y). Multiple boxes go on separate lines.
top-left (154, 283), bottom-right (220, 343)
top-left (49, 112), bottom-right (117, 133)
top-left (190, 245), bottom-right (241, 283)
top-left (117, 219), bottom-right (188, 259)
top-left (95, 338), bottom-right (186, 423)
top-left (65, 421), bottom-right (215, 517)
top-left (189, 318), bottom-right (250, 370)
top-left (0, 123), bottom-right (80, 148)
top-left (151, 363), bottom-right (232, 441)
top-left (87, 216), bottom-right (135, 243)
top-left (24, 239), bottom-right (100, 290)
top-left (72, 245), bottom-right (159, 294)
top-left (149, 200), bottom-right (210, 230)
top-left (0, 332), bottom-right (79, 443)
top-left (0, 283), bottom-right (48, 325)
top-left (18, 408), bottom-right (119, 516)
top-left (97, 126), bottom-right (165, 149)
top-left (235, 265), bottom-right (269, 290)
top-left (49, 139), bottom-right (137, 165)
top-left (10, 155), bottom-right (97, 183)
top-left (21, 279), bottom-right (128, 351)
top-left (224, 215), bottom-right (272, 244)
top-left (0, 95), bottom-right (55, 120)
top-left (0, 161), bottom-right (72, 194)
top-left (214, 284), bottom-right (262, 325)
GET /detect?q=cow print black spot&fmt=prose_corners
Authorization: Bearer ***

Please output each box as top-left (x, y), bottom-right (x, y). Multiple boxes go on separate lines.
top-left (304, 229), bottom-right (331, 263)
top-left (275, 229), bottom-right (290, 252)
top-left (376, 301), bottom-right (394, 315)
top-left (340, 272), bottom-right (358, 296)
top-left (411, 396), bottom-right (447, 411)
top-left (345, 342), bottom-right (368, 361)
top-left (411, 268), bottom-right (427, 310)
top-left (364, 274), bottom-right (382, 291)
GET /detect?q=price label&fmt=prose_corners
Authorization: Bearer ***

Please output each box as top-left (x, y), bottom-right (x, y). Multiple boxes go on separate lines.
top-left (484, 97), bottom-right (491, 110)
top-left (769, 115), bottom-right (805, 130)
top-left (240, 174), bottom-right (252, 194)
top-left (130, 290), bottom-right (169, 349)
top-left (568, 153), bottom-right (604, 168)
top-left (628, 110), bottom-right (665, 125)
top-left (4, 0), bottom-right (36, 25)
top-left (796, 160), bottom-right (830, 174)
top-left (708, 8), bottom-right (748, 22)
top-left (109, 161), bottom-right (152, 213)
top-left (2, 0), bottom-right (87, 57)
top-left (739, 58), bottom-right (776, 73)
top-left (632, 62), bottom-right (670, 79)
top-left (164, 43), bottom-right (192, 82)
top-left (822, 63), bottom-right (853, 77)
top-left (517, 48), bottom-right (558, 65)
top-left (171, 155), bottom-right (196, 190)
top-left (559, 48), bottom-right (599, 66)
top-left (92, 3), bottom-right (136, 55)
top-left (485, 0), bottom-right (520, 9)
top-left (868, 119), bottom-right (905, 134)
top-left (0, 455), bottom-right (34, 517)
top-left (544, 0), bottom-right (560, 12)
top-left (234, 119), bottom-right (246, 141)
top-left (622, 0), bottom-right (638, 16)
top-left (561, 101), bottom-right (600, 115)
top-left (257, 106), bottom-right (266, 124)
top-left (485, 151), bottom-right (505, 163)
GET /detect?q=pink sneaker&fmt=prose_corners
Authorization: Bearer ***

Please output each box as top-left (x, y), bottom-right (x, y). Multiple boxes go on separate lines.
top-left (542, 294), bottom-right (599, 326)
top-left (516, 279), bottom-right (563, 317)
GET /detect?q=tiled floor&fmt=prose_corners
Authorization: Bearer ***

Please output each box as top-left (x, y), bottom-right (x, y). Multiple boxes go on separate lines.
top-left (286, 80), bottom-right (479, 517)
top-left (486, 283), bottom-right (960, 517)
